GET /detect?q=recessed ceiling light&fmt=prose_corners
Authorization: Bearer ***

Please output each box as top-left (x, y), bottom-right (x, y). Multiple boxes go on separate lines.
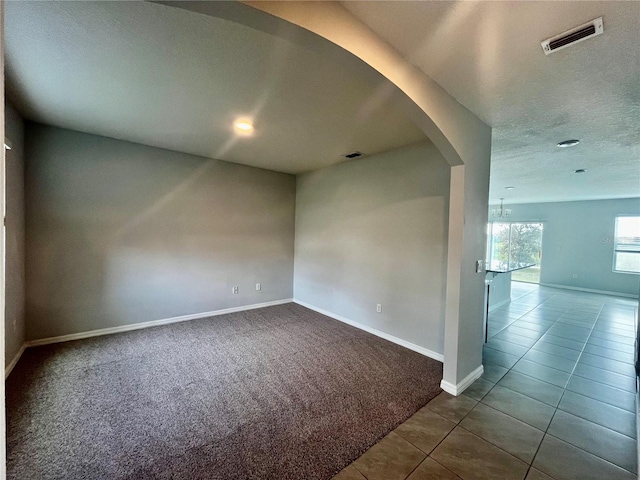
top-left (557, 139), bottom-right (580, 148)
top-left (574, 169), bottom-right (587, 173)
top-left (505, 186), bottom-right (515, 190)
top-left (234, 119), bottom-right (254, 135)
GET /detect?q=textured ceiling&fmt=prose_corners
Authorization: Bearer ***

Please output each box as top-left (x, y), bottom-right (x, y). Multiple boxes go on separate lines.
top-left (6, 1), bottom-right (639, 203)
top-left (5, 1), bottom-right (426, 174)
top-left (344, 1), bottom-right (640, 204)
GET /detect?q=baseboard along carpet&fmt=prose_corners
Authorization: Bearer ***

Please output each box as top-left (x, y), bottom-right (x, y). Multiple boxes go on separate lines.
top-left (7, 303), bottom-right (443, 480)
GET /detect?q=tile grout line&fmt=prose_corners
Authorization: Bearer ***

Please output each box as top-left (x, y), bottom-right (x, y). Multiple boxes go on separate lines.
top-left (523, 407), bottom-right (561, 480)
top-left (488, 297), bottom-right (637, 397)
top-left (425, 456), bottom-right (464, 480)
top-left (486, 289), bottom-right (569, 400)
top-left (455, 423), bottom-right (537, 470)
top-left (541, 431), bottom-right (638, 475)
top-left (552, 301), bottom-right (609, 407)
top-left (512, 339), bottom-right (636, 381)
top-left (452, 357), bottom-right (552, 474)
top-left (486, 289), bottom-right (612, 479)
top-left (354, 394), bottom-right (472, 480)
top-left (348, 288), bottom-right (636, 480)
top-left (514, 293), bottom-right (601, 480)
top-left (486, 285), bottom-right (548, 338)
top-left (391, 405), bottom-right (468, 479)
top-left (553, 389), bottom-right (638, 433)
top-left (470, 395), bottom-right (549, 438)
top-left (421, 387), bottom-right (537, 477)
top-left (391, 419), bottom-right (452, 478)
top-left (430, 388), bottom-right (538, 473)
top-left (571, 361), bottom-right (637, 381)
top-left (568, 347), bottom-right (635, 365)
top-left (524, 300), bottom-right (639, 477)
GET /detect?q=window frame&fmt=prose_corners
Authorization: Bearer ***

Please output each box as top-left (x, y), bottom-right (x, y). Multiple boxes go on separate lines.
top-left (613, 215), bottom-right (640, 275)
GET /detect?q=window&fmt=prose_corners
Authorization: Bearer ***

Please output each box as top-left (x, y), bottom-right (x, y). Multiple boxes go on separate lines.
top-left (487, 222), bottom-right (543, 283)
top-left (614, 216), bottom-right (640, 274)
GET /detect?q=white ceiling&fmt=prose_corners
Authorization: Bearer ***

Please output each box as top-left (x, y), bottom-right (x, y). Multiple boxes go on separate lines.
top-left (344, 1), bottom-right (640, 204)
top-left (6, 1), bottom-right (639, 203)
top-left (4, 1), bottom-right (426, 174)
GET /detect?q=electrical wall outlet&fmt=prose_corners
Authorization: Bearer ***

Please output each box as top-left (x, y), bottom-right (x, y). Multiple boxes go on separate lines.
top-left (256, 283), bottom-right (261, 291)
top-left (232, 286), bottom-right (239, 294)
top-left (376, 304), bottom-right (382, 313)
top-left (476, 260), bottom-right (484, 273)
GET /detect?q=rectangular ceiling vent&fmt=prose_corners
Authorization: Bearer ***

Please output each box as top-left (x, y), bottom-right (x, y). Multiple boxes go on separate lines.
top-left (343, 151), bottom-right (364, 159)
top-left (541, 17), bottom-right (603, 55)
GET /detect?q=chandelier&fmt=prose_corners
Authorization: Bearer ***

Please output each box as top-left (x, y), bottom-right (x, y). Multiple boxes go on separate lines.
top-left (492, 198), bottom-right (511, 219)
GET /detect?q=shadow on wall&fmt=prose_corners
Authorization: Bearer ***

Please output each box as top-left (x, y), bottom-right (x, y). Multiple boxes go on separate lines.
top-left (5, 101), bottom-right (27, 367)
top-left (294, 141), bottom-right (450, 355)
top-left (25, 123), bottom-right (296, 340)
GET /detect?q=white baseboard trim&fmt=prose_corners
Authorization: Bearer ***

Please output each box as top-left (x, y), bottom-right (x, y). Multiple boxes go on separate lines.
top-left (293, 299), bottom-right (444, 362)
top-left (440, 364), bottom-right (484, 396)
top-left (539, 283), bottom-right (638, 299)
top-left (25, 298), bottom-right (294, 348)
top-left (5, 343), bottom-right (26, 379)
top-left (488, 298), bottom-right (511, 312)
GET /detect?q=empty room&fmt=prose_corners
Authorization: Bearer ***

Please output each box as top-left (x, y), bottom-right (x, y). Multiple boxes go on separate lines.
top-left (2, 2), bottom-right (639, 480)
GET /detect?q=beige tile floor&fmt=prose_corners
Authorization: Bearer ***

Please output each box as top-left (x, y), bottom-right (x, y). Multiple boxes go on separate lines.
top-left (333, 283), bottom-right (638, 480)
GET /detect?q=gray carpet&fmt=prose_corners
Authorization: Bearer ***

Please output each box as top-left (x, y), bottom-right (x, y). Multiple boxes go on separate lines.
top-left (7, 303), bottom-right (443, 480)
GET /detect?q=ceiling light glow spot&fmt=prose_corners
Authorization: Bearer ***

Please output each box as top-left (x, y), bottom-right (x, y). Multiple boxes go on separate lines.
top-left (557, 139), bottom-right (580, 148)
top-left (234, 119), bottom-right (254, 135)
top-left (236, 122), bottom-right (252, 131)
top-left (505, 186), bottom-right (515, 190)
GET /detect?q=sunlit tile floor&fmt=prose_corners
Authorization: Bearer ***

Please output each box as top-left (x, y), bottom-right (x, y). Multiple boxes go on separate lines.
top-left (334, 283), bottom-right (638, 480)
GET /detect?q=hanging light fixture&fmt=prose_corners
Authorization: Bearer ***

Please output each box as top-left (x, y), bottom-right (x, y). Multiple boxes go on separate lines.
top-left (491, 198), bottom-right (512, 218)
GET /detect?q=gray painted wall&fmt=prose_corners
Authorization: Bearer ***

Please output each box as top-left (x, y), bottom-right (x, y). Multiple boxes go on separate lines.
top-left (489, 198), bottom-right (640, 296)
top-left (5, 101), bottom-right (25, 364)
top-left (294, 142), bottom-right (450, 355)
top-left (25, 124), bottom-right (296, 340)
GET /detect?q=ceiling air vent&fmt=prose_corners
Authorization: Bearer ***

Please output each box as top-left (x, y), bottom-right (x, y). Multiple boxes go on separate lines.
top-left (541, 17), bottom-right (603, 55)
top-left (344, 151), bottom-right (364, 159)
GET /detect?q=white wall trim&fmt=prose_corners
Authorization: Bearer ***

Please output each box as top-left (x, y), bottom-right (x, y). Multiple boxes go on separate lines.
top-left (293, 299), bottom-right (444, 362)
top-left (25, 298), bottom-right (293, 348)
top-left (540, 283), bottom-right (638, 299)
top-left (5, 343), bottom-right (26, 379)
top-left (440, 364), bottom-right (484, 396)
